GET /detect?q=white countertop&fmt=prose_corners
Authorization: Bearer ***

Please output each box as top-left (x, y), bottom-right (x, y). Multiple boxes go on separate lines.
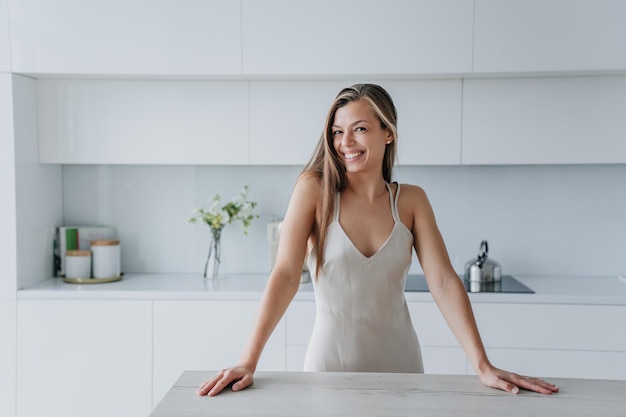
top-left (152, 371), bottom-right (626, 417)
top-left (17, 273), bottom-right (626, 305)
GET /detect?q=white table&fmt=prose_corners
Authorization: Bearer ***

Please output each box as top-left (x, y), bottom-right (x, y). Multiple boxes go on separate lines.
top-left (150, 371), bottom-right (625, 417)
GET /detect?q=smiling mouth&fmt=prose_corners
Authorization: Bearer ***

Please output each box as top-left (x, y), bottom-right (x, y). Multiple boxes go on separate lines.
top-left (344, 151), bottom-right (364, 161)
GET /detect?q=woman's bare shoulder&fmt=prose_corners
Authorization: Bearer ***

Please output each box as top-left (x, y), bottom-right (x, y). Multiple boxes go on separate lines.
top-left (397, 183), bottom-right (429, 202)
top-left (295, 171), bottom-right (322, 197)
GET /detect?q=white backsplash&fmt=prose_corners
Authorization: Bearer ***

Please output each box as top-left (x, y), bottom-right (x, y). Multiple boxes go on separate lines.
top-left (62, 164), bottom-right (626, 277)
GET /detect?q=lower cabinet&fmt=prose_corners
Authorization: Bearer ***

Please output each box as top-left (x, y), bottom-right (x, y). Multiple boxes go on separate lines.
top-left (15, 298), bottom-right (626, 417)
top-left (472, 303), bottom-right (626, 380)
top-left (152, 300), bottom-right (286, 408)
top-left (16, 300), bottom-right (152, 417)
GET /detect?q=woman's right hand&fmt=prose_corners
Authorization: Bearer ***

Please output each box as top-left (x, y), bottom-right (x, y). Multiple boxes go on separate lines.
top-left (196, 366), bottom-right (254, 396)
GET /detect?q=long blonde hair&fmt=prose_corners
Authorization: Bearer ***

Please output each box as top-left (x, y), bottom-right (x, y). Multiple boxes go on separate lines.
top-left (301, 83), bottom-right (399, 275)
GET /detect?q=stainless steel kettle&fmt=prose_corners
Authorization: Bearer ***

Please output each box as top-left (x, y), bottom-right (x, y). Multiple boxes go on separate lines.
top-left (464, 240), bottom-right (502, 282)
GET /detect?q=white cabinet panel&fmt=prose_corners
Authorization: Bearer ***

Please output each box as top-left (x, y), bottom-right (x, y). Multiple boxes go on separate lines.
top-left (0, 0), bottom-right (9, 72)
top-left (0, 300), bottom-right (16, 417)
top-left (17, 300), bottom-right (152, 417)
top-left (473, 303), bottom-right (626, 352)
top-left (421, 347), bottom-right (466, 375)
top-left (153, 300), bottom-right (286, 408)
top-left (286, 301), bottom-right (316, 345)
top-left (243, 0), bottom-right (473, 75)
top-left (9, 0), bottom-right (241, 75)
top-left (474, 349), bottom-right (626, 381)
top-left (462, 76), bottom-right (626, 164)
top-left (249, 81), bottom-right (347, 165)
top-left (13, 75), bottom-right (62, 290)
top-left (408, 302), bottom-right (459, 347)
top-left (250, 80), bottom-right (462, 166)
top-left (0, 74), bottom-right (16, 297)
top-left (474, 0), bottom-right (626, 73)
top-left (286, 345), bottom-right (308, 371)
top-left (38, 79), bottom-right (249, 164)
top-left (382, 80), bottom-right (462, 165)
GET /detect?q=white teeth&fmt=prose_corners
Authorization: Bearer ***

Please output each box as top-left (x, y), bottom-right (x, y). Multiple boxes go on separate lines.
top-left (344, 152), bottom-right (363, 159)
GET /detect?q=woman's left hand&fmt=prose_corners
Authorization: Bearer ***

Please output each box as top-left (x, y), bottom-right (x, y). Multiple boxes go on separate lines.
top-left (478, 364), bottom-right (560, 395)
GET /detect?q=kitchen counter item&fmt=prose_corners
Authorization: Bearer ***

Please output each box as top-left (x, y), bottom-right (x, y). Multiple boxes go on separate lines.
top-left (405, 274), bottom-right (534, 294)
top-left (151, 371), bottom-right (626, 417)
top-left (464, 240), bottom-right (502, 282)
top-left (62, 275), bottom-right (123, 284)
top-left (91, 239), bottom-right (121, 279)
top-left (65, 250), bottom-right (91, 279)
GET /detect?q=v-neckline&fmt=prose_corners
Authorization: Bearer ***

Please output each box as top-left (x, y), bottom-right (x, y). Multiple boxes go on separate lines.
top-left (335, 184), bottom-right (397, 260)
top-left (336, 221), bottom-right (398, 260)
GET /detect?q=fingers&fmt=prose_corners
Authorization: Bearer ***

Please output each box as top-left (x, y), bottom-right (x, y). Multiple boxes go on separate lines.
top-left (515, 375), bottom-right (560, 395)
top-left (197, 373), bottom-right (220, 396)
top-left (480, 367), bottom-right (559, 395)
top-left (197, 368), bottom-right (254, 396)
top-left (232, 373), bottom-right (253, 392)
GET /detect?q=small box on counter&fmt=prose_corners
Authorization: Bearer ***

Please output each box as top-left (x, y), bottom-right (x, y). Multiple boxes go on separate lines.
top-left (54, 226), bottom-right (116, 277)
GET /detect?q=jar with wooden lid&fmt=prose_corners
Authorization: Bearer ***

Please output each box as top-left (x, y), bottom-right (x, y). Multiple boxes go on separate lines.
top-left (91, 240), bottom-right (121, 278)
top-left (65, 250), bottom-right (92, 279)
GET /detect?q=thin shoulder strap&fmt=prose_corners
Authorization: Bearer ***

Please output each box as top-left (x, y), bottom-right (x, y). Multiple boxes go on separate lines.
top-left (333, 191), bottom-right (341, 221)
top-left (385, 182), bottom-right (401, 223)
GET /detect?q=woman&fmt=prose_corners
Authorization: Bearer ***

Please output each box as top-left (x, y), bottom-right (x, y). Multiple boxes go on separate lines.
top-left (197, 84), bottom-right (559, 396)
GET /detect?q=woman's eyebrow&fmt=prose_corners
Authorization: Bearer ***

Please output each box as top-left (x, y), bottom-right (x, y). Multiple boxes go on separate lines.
top-left (332, 119), bottom-right (369, 128)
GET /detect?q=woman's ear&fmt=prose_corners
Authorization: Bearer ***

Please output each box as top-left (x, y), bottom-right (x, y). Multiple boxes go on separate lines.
top-left (385, 130), bottom-right (394, 144)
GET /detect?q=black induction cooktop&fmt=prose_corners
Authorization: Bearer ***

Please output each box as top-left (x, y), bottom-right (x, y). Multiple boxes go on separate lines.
top-left (405, 274), bottom-right (534, 294)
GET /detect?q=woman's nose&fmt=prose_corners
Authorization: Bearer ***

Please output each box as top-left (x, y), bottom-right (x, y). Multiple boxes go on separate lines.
top-left (341, 131), bottom-right (355, 145)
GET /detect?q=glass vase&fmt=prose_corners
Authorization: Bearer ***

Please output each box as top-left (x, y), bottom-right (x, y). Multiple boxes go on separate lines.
top-left (204, 228), bottom-right (222, 279)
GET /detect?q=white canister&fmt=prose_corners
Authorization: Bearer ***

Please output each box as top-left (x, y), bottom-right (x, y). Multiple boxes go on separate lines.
top-left (91, 240), bottom-right (121, 278)
top-left (65, 250), bottom-right (92, 278)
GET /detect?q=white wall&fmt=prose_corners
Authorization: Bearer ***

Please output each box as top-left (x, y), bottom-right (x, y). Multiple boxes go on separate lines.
top-left (13, 74), bottom-right (63, 289)
top-left (63, 164), bottom-right (626, 277)
top-left (0, 0), bottom-right (9, 72)
top-left (0, 72), bottom-right (16, 417)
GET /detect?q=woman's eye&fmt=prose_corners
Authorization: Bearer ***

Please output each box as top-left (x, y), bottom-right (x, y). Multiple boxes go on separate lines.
top-left (332, 130), bottom-right (342, 136)
top-left (355, 126), bottom-right (366, 133)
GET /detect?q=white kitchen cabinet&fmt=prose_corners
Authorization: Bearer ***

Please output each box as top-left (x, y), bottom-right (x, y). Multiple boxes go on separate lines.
top-left (0, 0), bottom-right (9, 72)
top-left (37, 79), bottom-right (249, 164)
top-left (474, 0), bottom-right (626, 73)
top-left (286, 300), bottom-right (467, 374)
top-left (476, 348), bottom-right (626, 381)
top-left (0, 300), bottom-right (16, 417)
top-left (249, 80), bottom-right (462, 166)
top-left (9, 0), bottom-right (241, 75)
top-left (462, 76), bottom-right (626, 165)
top-left (472, 303), bottom-right (626, 380)
top-left (408, 302), bottom-right (467, 374)
top-left (153, 300), bottom-right (286, 408)
top-left (383, 80), bottom-right (462, 166)
top-left (0, 73), bottom-right (16, 298)
top-left (242, 0), bottom-right (473, 76)
top-left (249, 81), bottom-right (351, 165)
top-left (16, 300), bottom-right (152, 417)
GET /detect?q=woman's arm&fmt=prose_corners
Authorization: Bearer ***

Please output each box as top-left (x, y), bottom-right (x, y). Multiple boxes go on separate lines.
top-left (197, 175), bottom-right (319, 396)
top-left (405, 185), bottom-right (558, 395)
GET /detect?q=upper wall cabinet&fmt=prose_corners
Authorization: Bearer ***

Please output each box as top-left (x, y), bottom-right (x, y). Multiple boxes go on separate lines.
top-left (249, 80), bottom-right (462, 165)
top-left (249, 80), bottom-right (347, 165)
top-left (474, 0), bottom-right (626, 73)
top-left (462, 76), bottom-right (626, 165)
top-left (242, 0), bottom-right (473, 75)
top-left (0, 0), bottom-right (9, 72)
top-left (38, 79), bottom-right (249, 164)
top-left (9, 0), bottom-right (241, 75)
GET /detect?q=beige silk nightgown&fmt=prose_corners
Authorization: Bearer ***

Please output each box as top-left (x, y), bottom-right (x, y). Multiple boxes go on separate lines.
top-left (304, 183), bottom-right (424, 373)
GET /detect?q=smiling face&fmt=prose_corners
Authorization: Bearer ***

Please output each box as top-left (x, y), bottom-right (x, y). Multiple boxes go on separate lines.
top-left (331, 99), bottom-right (393, 175)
